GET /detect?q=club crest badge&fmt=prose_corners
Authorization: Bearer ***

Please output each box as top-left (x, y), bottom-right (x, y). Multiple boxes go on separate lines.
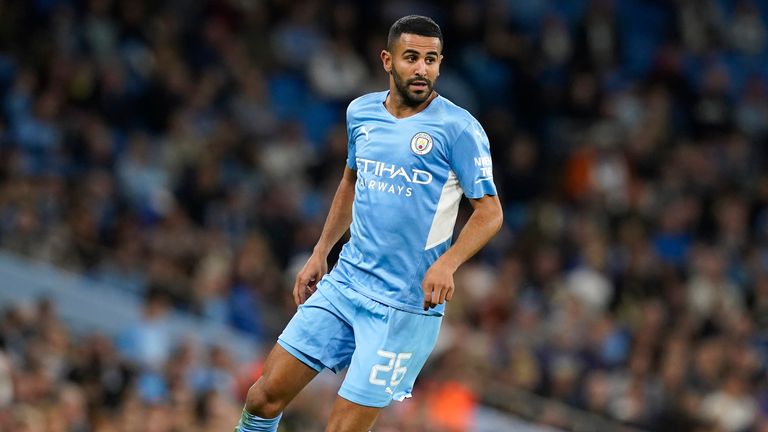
top-left (410, 132), bottom-right (433, 155)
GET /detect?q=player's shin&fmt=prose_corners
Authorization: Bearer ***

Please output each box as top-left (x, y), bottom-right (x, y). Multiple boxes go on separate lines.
top-left (235, 409), bottom-right (282, 432)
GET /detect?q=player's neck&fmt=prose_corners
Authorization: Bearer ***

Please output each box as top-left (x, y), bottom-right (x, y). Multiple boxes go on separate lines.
top-left (384, 90), bottom-right (437, 119)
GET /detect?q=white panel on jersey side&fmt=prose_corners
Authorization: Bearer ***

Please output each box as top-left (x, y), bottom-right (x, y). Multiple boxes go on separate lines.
top-left (425, 171), bottom-right (463, 250)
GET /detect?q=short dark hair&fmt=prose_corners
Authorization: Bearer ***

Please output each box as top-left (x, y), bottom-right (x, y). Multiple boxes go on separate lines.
top-left (387, 15), bottom-right (443, 51)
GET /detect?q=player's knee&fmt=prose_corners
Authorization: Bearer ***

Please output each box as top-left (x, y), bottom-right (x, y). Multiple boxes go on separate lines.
top-left (244, 381), bottom-right (285, 419)
top-left (325, 416), bottom-right (349, 432)
top-left (325, 413), bottom-right (375, 432)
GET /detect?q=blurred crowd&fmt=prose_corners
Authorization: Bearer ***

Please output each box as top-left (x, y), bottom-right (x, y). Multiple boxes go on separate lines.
top-left (2, 0), bottom-right (768, 431)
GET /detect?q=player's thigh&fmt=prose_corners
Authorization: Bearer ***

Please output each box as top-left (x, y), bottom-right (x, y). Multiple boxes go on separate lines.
top-left (325, 395), bottom-right (381, 432)
top-left (340, 305), bottom-right (442, 408)
top-left (251, 343), bottom-right (318, 403)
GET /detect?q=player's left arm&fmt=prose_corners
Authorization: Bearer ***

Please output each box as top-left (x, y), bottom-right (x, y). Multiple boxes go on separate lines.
top-left (422, 194), bottom-right (503, 310)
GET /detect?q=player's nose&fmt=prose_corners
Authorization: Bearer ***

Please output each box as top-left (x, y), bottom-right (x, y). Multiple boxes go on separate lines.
top-left (414, 60), bottom-right (427, 76)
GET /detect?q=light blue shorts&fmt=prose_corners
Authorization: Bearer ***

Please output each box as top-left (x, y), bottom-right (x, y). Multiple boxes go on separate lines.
top-left (278, 280), bottom-right (442, 408)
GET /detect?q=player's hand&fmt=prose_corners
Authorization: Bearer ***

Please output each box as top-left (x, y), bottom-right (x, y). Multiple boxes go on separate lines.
top-left (293, 253), bottom-right (328, 306)
top-left (421, 261), bottom-right (456, 311)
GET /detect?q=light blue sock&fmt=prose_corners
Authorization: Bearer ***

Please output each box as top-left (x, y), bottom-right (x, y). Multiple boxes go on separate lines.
top-left (235, 409), bottom-right (282, 432)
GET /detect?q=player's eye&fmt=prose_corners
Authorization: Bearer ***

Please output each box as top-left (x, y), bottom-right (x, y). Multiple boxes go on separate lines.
top-left (405, 55), bottom-right (417, 62)
top-left (425, 57), bottom-right (435, 64)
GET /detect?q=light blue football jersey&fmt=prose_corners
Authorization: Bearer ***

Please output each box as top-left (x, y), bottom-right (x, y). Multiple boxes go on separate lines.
top-left (324, 90), bottom-right (497, 315)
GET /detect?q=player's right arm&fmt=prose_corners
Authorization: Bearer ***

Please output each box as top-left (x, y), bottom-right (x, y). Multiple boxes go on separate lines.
top-left (293, 166), bottom-right (357, 305)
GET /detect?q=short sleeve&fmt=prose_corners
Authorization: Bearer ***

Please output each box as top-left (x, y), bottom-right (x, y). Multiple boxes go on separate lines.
top-left (449, 120), bottom-right (497, 198)
top-left (346, 106), bottom-right (357, 170)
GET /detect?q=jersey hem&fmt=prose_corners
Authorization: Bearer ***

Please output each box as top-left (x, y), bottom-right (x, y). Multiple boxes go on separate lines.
top-left (323, 277), bottom-right (444, 317)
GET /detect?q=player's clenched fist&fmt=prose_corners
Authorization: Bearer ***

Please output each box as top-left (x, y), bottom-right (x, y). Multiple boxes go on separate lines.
top-left (293, 254), bottom-right (328, 306)
top-left (421, 261), bottom-right (456, 310)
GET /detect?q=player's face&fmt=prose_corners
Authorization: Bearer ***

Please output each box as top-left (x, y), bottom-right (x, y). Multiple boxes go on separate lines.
top-left (383, 34), bottom-right (442, 106)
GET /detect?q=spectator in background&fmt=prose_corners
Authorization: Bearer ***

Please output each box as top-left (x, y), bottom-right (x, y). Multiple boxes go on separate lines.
top-left (117, 290), bottom-right (173, 371)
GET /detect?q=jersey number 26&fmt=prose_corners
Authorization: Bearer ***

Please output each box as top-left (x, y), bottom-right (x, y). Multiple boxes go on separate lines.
top-left (369, 351), bottom-right (412, 387)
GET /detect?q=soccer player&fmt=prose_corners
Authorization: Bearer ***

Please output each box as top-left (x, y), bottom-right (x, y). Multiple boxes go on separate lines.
top-left (235, 15), bottom-right (503, 432)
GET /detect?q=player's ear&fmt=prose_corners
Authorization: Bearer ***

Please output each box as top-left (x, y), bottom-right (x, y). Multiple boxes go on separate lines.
top-left (381, 50), bottom-right (392, 74)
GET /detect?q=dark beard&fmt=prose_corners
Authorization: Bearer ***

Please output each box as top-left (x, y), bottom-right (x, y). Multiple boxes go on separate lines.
top-left (391, 64), bottom-right (433, 107)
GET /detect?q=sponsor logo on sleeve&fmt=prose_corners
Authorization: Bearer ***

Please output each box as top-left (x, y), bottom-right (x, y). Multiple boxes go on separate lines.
top-left (474, 156), bottom-right (493, 178)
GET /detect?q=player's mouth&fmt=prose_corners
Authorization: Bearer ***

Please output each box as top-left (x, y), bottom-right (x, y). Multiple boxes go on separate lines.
top-left (409, 80), bottom-right (429, 91)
